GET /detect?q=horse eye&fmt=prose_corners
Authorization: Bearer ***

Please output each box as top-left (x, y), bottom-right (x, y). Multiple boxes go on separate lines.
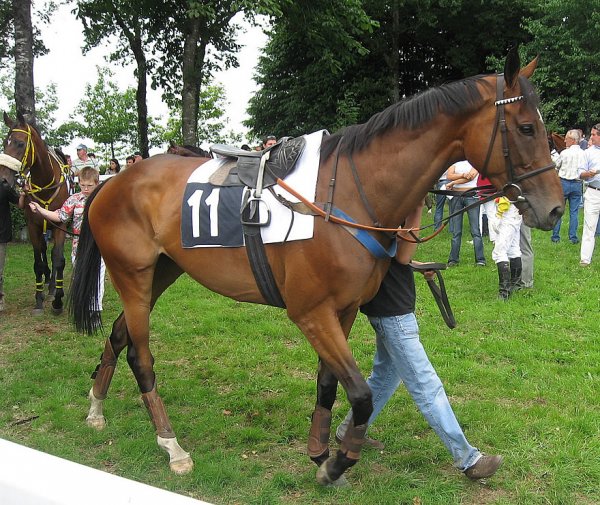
top-left (519, 124), bottom-right (535, 136)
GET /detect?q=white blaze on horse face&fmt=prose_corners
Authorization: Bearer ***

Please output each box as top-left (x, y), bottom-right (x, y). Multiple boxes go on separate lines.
top-left (537, 108), bottom-right (545, 124)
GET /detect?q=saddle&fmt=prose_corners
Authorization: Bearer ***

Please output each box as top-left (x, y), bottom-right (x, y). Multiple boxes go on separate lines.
top-left (209, 136), bottom-right (306, 189)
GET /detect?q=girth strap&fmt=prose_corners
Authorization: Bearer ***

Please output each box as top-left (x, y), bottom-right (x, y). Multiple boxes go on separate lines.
top-left (241, 196), bottom-right (286, 308)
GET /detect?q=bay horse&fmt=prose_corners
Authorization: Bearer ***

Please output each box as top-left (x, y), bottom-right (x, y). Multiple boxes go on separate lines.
top-left (70, 50), bottom-right (564, 485)
top-left (0, 112), bottom-right (70, 315)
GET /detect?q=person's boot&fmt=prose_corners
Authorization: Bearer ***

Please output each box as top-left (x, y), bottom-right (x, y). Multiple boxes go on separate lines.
top-left (509, 257), bottom-right (522, 293)
top-left (497, 261), bottom-right (511, 300)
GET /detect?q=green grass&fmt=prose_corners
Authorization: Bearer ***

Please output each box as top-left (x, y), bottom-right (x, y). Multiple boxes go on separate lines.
top-left (1, 211), bottom-right (600, 504)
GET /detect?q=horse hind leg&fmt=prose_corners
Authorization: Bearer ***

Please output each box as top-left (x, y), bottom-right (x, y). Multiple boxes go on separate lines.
top-left (119, 254), bottom-right (192, 474)
top-left (308, 359), bottom-right (338, 467)
top-left (86, 313), bottom-right (129, 429)
top-left (49, 235), bottom-right (66, 315)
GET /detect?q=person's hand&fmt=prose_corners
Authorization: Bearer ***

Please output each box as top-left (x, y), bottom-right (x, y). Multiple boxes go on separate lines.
top-left (422, 270), bottom-right (436, 281)
top-left (28, 201), bottom-right (40, 213)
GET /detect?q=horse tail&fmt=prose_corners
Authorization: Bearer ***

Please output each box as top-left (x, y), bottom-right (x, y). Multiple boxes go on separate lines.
top-left (69, 186), bottom-right (103, 335)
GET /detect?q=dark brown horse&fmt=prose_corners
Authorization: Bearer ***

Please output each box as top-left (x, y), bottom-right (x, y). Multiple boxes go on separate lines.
top-left (550, 132), bottom-right (566, 153)
top-left (167, 140), bottom-right (211, 158)
top-left (70, 51), bottom-right (564, 485)
top-left (0, 113), bottom-right (70, 315)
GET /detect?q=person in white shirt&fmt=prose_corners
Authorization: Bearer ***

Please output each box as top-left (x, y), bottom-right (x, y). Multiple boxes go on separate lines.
top-left (551, 129), bottom-right (586, 244)
top-left (577, 124), bottom-right (600, 266)
top-left (446, 160), bottom-right (486, 267)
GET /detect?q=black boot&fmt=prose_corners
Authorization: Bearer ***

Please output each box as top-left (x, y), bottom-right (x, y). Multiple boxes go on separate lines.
top-left (497, 261), bottom-right (511, 300)
top-left (509, 257), bottom-right (522, 293)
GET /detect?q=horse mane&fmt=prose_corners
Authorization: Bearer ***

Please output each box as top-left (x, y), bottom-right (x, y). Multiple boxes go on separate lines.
top-left (321, 74), bottom-right (493, 160)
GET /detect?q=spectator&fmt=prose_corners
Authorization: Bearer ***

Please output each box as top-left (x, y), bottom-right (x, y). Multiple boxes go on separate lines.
top-left (578, 123), bottom-right (600, 266)
top-left (133, 152), bottom-right (143, 163)
top-left (446, 160), bottom-right (486, 267)
top-left (106, 158), bottom-right (121, 175)
top-left (72, 144), bottom-right (99, 176)
top-left (551, 129), bottom-right (585, 244)
top-left (124, 155), bottom-right (135, 168)
top-left (262, 135), bottom-right (277, 150)
top-left (0, 179), bottom-right (20, 311)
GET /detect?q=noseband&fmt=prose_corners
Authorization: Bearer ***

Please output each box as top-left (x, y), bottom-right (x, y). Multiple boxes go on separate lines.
top-left (480, 73), bottom-right (555, 204)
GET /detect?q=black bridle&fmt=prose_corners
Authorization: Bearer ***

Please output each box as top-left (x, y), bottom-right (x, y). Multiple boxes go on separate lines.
top-left (478, 73), bottom-right (556, 204)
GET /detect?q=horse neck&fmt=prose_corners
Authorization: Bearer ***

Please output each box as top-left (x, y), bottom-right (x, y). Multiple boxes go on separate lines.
top-left (28, 140), bottom-right (61, 194)
top-left (350, 120), bottom-right (468, 228)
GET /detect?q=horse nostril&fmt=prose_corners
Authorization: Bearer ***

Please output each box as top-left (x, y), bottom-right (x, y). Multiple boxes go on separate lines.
top-left (550, 205), bottom-right (564, 220)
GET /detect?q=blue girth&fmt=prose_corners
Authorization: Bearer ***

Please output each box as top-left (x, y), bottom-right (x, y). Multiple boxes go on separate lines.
top-left (330, 207), bottom-right (397, 259)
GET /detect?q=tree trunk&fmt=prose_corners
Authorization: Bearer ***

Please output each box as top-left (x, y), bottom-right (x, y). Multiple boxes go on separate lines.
top-left (181, 18), bottom-right (204, 146)
top-left (12, 0), bottom-right (35, 124)
top-left (112, 12), bottom-right (149, 158)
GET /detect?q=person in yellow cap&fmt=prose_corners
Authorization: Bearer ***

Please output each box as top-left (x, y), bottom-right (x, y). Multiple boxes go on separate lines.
top-left (492, 196), bottom-right (522, 300)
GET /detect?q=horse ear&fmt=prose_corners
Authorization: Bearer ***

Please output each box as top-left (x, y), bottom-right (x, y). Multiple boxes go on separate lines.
top-left (504, 46), bottom-right (521, 89)
top-left (3, 111), bottom-right (15, 128)
top-left (520, 55), bottom-right (539, 79)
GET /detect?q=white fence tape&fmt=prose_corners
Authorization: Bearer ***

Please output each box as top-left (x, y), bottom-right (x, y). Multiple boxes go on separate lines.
top-left (0, 438), bottom-right (211, 505)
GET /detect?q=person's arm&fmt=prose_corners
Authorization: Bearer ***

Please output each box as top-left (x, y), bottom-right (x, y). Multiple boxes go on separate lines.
top-left (395, 200), bottom-right (425, 264)
top-left (28, 201), bottom-right (62, 223)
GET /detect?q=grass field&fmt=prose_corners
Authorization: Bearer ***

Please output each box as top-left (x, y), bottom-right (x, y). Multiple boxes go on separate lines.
top-left (1, 210), bottom-right (599, 504)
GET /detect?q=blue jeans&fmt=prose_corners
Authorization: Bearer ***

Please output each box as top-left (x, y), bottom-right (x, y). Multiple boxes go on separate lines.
top-left (336, 313), bottom-right (481, 471)
top-left (552, 179), bottom-right (582, 242)
top-left (448, 195), bottom-right (485, 264)
top-left (434, 193), bottom-right (446, 230)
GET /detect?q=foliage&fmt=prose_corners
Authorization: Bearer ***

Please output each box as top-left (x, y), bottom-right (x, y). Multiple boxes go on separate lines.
top-left (521, 0), bottom-right (600, 133)
top-left (9, 205), bottom-right (26, 239)
top-left (246, 0), bottom-right (534, 137)
top-left (72, 67), bottom-right (138, 159)
top-left (163, 81), bottom-right (242, 146)
top-left (1, 215), bottom-right (600, 503)
top-left (0, 69), bottom-right (72, 150)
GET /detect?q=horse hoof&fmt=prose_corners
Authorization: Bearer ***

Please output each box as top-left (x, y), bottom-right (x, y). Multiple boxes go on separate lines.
top-left (316, 462), bottom-right (350, 487)
top-left (46, 294), bottom-right (55, 302)
top-left (31, 308), bottom-right (44, 316)
top-left (51, 306), bottom-right (63, 316)
top-left (325, 475), bottom-right (350, 488)
top-left (170, 456), bottom-right (194, 475)
top-left (86, 415), bottom-right (106, 430)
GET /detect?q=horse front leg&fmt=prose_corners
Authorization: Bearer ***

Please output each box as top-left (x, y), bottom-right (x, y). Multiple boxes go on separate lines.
top-left (296, 306), bottom-right (372, 486)
top-left (31, 247), bottom-right (46, 315)
top-left (87, 313), bottom-right (128, 429)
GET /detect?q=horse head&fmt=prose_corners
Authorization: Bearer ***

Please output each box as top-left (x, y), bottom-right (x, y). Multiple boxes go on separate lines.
top-left (0, 111), bottom-right (34, 188)
top-left (464, 48), bottom-right (564, 230)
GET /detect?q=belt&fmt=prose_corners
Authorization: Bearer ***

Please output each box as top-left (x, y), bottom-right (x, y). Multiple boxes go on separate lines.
top-left (587, 185), bottom-right (600, 191)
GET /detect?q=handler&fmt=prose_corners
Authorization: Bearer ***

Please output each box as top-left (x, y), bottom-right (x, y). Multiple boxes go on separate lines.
top-left (336, 199), bottom-right (502, 479)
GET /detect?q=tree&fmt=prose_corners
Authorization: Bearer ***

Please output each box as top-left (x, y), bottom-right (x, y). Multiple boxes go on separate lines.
top-left (522, 0), bottom-right (600, 133)
top-left (73, 67), bottom-right (138, 159)
top-left (76, 0), bottom-right (154, 158)
top-left (12, 0), bottom-right (35, 122)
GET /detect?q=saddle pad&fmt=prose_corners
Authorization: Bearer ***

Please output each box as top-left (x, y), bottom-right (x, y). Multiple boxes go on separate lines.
top-left (181, 129), bottom-right (327, 248)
